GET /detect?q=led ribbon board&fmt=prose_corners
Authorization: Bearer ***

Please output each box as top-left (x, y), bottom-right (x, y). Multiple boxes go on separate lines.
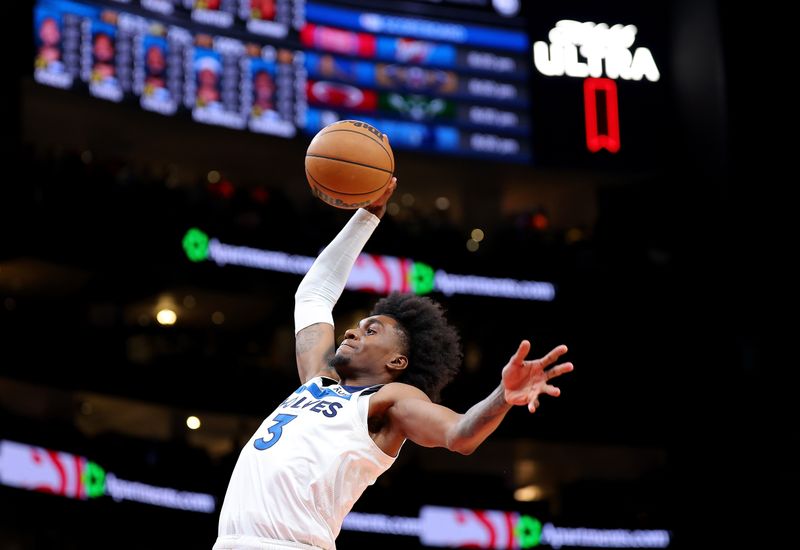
top-left (0, 439), bottom-right (215, 513)
top-left (182, 228), bottom-right (555, 302)
top-left (342, 506), bottom-right (671, 549)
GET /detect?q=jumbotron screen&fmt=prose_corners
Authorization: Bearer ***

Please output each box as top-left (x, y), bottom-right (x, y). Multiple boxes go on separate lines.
top-left (32, 0), bottom-right (532, 162)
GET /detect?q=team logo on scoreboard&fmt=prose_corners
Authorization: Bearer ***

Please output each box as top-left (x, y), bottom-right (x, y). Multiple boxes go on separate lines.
top-left (306, 80), bottom-right (378, 111)
top-left (377, 65), bottom-right (457, 94)
top-left (395, 38), bottom-right (434, 64)
top-left (380, 93), bottom-right (454, 121)
top-left (301, 24), bottom-right (377, 58)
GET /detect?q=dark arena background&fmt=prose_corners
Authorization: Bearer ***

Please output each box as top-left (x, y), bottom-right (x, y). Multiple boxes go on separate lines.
top-left (1, 0), bottom-right (792, 548)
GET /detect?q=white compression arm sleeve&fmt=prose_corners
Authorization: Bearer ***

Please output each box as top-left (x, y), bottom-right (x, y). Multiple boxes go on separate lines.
top-left (294, 208), bottom-right (380, 334)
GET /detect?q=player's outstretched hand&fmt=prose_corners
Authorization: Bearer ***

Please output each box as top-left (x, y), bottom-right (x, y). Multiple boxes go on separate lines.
top-left (501, 340), bottom-right (573, 413)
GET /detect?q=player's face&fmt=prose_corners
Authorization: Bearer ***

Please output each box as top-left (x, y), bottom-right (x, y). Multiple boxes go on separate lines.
top-left (199, 68), bottom-right (217, 86)
top-left (333, 315), bottom-right (406, 376)
top-left (94, 34), bottom-right (114, 61)
top-left (40, 18), bottom-right (60, 45)
top-left (255, 71), bottom-right (274, 92)
top-left (147, 46), bottom-right (166, 72)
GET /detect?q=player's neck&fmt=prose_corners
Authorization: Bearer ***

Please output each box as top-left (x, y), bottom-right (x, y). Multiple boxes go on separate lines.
top-left (339, 372), bottom-right (390, 388)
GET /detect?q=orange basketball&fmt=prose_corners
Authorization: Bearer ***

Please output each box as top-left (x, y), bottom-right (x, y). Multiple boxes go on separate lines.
top-left (305, 120), bottom-right (394, 209)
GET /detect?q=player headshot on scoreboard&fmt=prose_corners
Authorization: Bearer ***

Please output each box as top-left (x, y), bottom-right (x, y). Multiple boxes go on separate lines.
top-left (33, 7), bottom-right (74, 90)
top-left (35, 14), bottom-right (62, 68)
top-left (144, 38), bottom-right (168, 92)
top-left (87, 20), bottom-right (123, 101)
top-left (139, 35), bottom-right (176, 113)
top-left (250, 60), bottom-right (277, 116)
top-left (91, 26), bottom-right (116, 82)
top-left (194, 51), bottom-right (222, 107)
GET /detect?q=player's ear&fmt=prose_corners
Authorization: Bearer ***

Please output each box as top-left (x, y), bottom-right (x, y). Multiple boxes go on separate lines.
top-left (386, 354), bottom-right (408, 373)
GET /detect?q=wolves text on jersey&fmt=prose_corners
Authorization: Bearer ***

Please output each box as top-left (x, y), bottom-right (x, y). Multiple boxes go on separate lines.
top-left (278, 394), bottom-right (343, 418)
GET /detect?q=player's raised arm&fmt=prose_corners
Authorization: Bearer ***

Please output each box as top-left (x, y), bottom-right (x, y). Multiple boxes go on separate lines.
top-left (294, 178), bottom-right (397, 383)
top-left (380, 341), bottom-right (572, 455)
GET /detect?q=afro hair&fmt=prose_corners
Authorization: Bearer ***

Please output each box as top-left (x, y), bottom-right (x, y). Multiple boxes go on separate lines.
top-left (370, 292), bottom-right (462, 403)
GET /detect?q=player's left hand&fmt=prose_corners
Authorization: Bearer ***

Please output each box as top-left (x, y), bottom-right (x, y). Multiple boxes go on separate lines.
top-left (501, 341), bottom-right (573, 413)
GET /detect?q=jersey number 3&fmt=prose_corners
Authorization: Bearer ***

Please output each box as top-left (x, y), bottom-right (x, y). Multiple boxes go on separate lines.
top-left (254, 414), bottom-right (297, 451)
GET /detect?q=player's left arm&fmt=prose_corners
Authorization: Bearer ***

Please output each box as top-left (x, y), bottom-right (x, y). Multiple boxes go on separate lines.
top-left (388, 341), bottom-right (573, 455)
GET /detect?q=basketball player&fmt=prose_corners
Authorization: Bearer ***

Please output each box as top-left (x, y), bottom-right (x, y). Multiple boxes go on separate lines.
top-left (214, 177), bottom-right (574, 550)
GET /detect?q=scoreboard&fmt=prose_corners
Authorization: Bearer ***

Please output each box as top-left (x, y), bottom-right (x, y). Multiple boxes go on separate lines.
top-left (33, 0), bottom-right (533, 162)
top-left (33, 0), bottom-right (672, 169)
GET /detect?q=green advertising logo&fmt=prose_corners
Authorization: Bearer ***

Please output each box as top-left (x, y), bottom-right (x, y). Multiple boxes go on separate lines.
top-left (409, 262), bottom-right (435, 295)
top-left (183, 228), bottom-right (210, 262)
top-left (516, 515), bottom-right (543, 548)
top-left (82, 461), bottom-right (106, 499)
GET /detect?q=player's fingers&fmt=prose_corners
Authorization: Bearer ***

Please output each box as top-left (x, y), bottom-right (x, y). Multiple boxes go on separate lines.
top-left (375, 178), bottom-right (396, 204)
top-left (528, 398), bottom-right (540, 413)
top-left (384, 177), bottom-right (396, 196)
top-left (542, 384), bottom-right (561, 398)
top-left (512, 340), bottom-right (530, 363)
top-left (545, 362), bottom-right (574, 380)
top-left (540, 345), bottom-right (568, 367)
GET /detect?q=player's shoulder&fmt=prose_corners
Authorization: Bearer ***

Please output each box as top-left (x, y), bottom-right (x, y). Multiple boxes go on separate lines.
top-left (374, 382), bottom-right (430, 402)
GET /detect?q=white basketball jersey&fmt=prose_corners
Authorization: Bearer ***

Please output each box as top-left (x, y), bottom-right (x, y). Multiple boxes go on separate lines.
top-left (215, 377), bottom-right (397, 550)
